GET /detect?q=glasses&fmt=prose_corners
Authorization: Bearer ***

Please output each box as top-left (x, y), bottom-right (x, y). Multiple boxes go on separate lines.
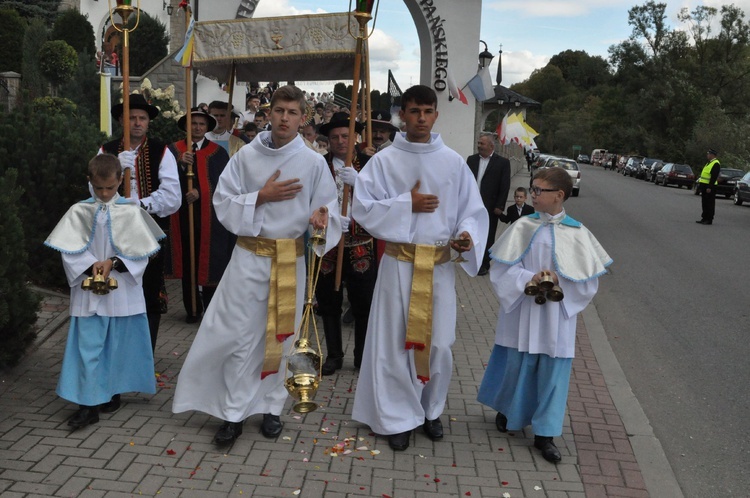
top-left (530, 186), bottom-right (559, 196)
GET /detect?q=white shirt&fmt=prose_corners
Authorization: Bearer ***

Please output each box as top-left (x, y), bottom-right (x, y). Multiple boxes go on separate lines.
top-left (477, 154), bottom-right (491, 186)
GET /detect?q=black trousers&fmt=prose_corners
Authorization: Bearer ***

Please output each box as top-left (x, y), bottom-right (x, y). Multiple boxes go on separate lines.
top-left (142, 247), bottom-right (166, 352)
top-left (699, 184), bottom-right (716, 221)
top-left (482, 210), bottom-right (499, 270)
top-left (315, 243), bottom-right (377, 362)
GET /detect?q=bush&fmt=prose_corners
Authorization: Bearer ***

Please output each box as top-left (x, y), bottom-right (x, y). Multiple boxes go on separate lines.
top-left (0, 169), bottom-right (40, 369)
top-left (0, 100), bottom-right (104, 287)
top-left (38, 39), bottom-right (78, 90)
top-left (0, 8), bottom-right (26, 72)
top-left (50, 9), bottom-right (95, 57)
top-left (125, 12), bottom-right (169, 76)
top-left (21, 18), bottom-right (48, 100)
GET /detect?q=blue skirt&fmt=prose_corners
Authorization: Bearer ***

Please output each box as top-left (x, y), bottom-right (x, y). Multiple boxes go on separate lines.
top-left (477, 345), bottom-right (572, 437)
top-left (57, 314), bottom-right (156, 406)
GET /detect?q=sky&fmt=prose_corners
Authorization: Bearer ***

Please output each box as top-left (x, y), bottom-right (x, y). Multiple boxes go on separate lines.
top-left (246, 0), bottom-right (750, 95)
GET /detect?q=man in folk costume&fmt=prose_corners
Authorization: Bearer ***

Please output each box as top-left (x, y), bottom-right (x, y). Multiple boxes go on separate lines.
top-left (351, 85), bottom-right (489, 451)
top-left (206, 101), bottom-right (250, 157)
top-left (101, 93), bottom-right (181, 352)
top-left (315, 112), bottom-right (376, 375)
top-left (172, 86), bottom-right (342, 445)
top-left (167, 108), bottom-right (235, 323)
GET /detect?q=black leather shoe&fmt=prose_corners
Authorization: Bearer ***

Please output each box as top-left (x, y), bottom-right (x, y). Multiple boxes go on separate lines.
top-left (185, 315), bottom-right (200, 324)
top-left (478, 267), bottom-right (489, 276)
top-left (696, 219), bottom-right (713, 225)
top-left (321, 357), bottom-right (344, 376)
top-left (423, 418), bottom-right (443, 440)
top-left (534, 436), bottom-right (562, 463)
top-left (495, 412), bottom-right (508, 433)
top-left (388, 431), bottom-right (411, 451)
top-left (214, 421), bottom-right (243, 445)
top-left (67, 406), bottom-right (99, 429)
top-left (99, 394), bottom-right (121, 414)
top-left (260, 414), bottom-right (283, 438)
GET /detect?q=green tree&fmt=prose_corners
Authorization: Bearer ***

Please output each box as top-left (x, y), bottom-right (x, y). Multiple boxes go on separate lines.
top-left (38, 39), bottom-right (78, 93)
top-left (21, 18), bottom-right (48, 100)
top-left (125, 12), bottom-right (169, 76)
top-left (0, 168), bottom-right (40, 369)
top-left (0, 0), bottom-right (59, 25)
top-left (59, 53), bottom-right (100, 121)
top-left (50, 9), bottom-right (96, 57)
top-left (0, 9), bottom-right (26, 72)
top-left (0, 100), bottom-right (104, 287)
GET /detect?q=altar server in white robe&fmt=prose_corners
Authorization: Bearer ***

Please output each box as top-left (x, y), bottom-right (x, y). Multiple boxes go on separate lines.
top-left (45, 154), bottom-right (165, 429)
top-left (478, 166), bottom-right (612, 464)
top-left (172, 86), bottom-right (342, 446)
top-left (351, 85), bottom-right (489, 451)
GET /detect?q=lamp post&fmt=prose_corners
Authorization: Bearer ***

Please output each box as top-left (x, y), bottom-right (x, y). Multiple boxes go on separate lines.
top-left (163, 0), bottom-right (173, 15)
top-left (108, 0), bottom-right (141, 198)
top-left (478, 40), bottom-right (494, 70)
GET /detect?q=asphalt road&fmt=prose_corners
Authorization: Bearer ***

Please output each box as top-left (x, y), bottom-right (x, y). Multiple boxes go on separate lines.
top-left (562, 164), bottom-right (749, 497)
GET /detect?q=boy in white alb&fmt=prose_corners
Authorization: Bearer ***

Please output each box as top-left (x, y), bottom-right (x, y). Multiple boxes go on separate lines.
top-left (478, 167), bottom-right (612, 463)
top-left (45, 154), bottom-right (165, 429)
top-left (351, 85), bottom-right (489, 451)
top-left (172, 86), bottom-right (342, 445)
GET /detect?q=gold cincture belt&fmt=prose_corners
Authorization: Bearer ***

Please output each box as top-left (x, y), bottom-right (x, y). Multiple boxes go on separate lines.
top-left (384, 242), bottom-right (451, 383)
top-left (236, 236), bottom-right (304, 379)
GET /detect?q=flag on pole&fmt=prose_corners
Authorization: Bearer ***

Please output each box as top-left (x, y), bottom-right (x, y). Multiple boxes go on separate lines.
top-left (446, 69), bottom-right (468, 105)
top-left (100, 72), bottom-right (112, 136)
top-left (174, 16), bottom-right (195, 67)
top-left (467, 66), bottom-right (494, 102)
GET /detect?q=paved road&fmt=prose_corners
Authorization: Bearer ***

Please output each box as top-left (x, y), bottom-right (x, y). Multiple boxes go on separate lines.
top-left (564, 164), bottom-right (750, 496)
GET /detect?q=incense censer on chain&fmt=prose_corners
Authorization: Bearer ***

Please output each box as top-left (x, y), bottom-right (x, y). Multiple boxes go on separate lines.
top-left (284, 227), bottom-right (327, 413)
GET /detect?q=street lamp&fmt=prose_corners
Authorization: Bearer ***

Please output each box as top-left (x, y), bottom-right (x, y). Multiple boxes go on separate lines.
top-left (478, 40), bottom-right (494, 70)
top-left (163, 0), bottom-right (173, 15)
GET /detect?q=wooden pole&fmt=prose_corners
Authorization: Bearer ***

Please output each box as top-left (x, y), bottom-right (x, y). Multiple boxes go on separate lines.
top-left (334, 26), bottom-right (366, 292)
top-left (122, 28), bottom-right (131, 198)
top-left (363, 38), bottom-right (373, 148)
top-left (183, 5), bottom-right (197, 318)
top-left (227, 62), bottom-right (236, 129)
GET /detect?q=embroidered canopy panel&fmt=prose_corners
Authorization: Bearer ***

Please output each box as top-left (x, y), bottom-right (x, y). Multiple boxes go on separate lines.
top-left (193, 12), bottom-right (358, 82)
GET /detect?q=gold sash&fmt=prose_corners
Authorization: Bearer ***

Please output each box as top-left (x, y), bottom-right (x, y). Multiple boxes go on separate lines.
top-left (384, 242), bottom-right (451, 383)
top-left (236, 236), bottom-right (304, 379)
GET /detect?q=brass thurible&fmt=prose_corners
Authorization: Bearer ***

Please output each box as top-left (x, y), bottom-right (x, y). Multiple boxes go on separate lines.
top-left (284, 226), bottom-right (327, 413)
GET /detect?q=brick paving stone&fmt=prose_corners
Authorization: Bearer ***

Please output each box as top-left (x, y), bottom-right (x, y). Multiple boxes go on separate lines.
top-left (0, 213), bottom-right (668, 498)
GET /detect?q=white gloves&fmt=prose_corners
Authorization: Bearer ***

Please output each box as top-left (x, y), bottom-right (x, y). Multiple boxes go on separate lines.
top-left (118, 150), bottom-right (136, 173)
top-left (341, 215), bottom-right (351, 231)
top-left (337, 167), bottom-right (358, 187)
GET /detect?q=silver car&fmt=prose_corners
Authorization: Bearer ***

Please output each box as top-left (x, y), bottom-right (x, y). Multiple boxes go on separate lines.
top-left (538, 156), bottom-right (581, 197)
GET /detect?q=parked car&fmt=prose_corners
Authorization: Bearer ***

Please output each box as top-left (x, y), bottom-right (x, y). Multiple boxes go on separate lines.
top-left (591, 149), bottom-right (607, 166)
top-left (714, 168), bottom-right (744, 198)
top-left (639, 158), bottom-right (661, 180)
top-left (539, 156), bottom-right (581, 197)
top-left (623, 156), bottom-right (644, 177)
top-left (531, 154), bottom-right (552, 172)
top-left (648, 160), bottom-right (665, 182)
top-left (733, 171), bottom-right (750, 205)
top-left (655, 163), bottom-right (695, 188)
top-left (577, 153), bottom-right (591, 164)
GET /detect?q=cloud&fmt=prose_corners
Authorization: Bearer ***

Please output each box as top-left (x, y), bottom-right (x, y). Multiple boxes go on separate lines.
top-left (491, 50), bottom-right (550, 86)
top-left (253, 0), bottom-right (326, 17)
top-left (486, 0), bottom-right (630, 18)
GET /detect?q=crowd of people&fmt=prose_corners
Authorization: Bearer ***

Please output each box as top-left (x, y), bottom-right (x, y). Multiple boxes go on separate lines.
top-left (44, 82), bottom-right (612, 465)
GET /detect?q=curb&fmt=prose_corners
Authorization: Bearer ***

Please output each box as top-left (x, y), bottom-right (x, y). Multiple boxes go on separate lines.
top-left (583, 304), bottom-right (684, 498)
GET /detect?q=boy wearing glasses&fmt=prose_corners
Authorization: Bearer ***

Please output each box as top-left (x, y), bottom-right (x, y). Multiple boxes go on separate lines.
top-left (478, 167), bottom-right (612, 463)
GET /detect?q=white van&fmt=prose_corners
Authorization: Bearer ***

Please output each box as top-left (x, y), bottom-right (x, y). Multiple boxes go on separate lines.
top-left (591, 149), bottom-right (608, 166)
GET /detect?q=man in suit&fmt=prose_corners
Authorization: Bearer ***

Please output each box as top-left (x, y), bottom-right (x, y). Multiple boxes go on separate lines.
top-left (499, 187), bottom-right (535, 224)
top-left (467, 133), bottom-right (511, 275)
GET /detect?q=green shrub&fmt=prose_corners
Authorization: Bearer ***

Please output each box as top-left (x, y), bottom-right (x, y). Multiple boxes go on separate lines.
top-left (21, 18), bottom-right (48, 100)
top-left (0, 169), bottom-right (40, 369)
top-left (38, 39), bottom-right (78, 90)
top-left (0, 100), bottom-right (104, 287)
top-left (0, 8), bottom-right (26, 72)
top-left (50, 9), bottom-right (95, 57)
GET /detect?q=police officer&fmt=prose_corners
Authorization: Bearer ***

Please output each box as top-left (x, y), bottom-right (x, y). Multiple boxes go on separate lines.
top-left (696, 148), bottom-right (720, 225)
